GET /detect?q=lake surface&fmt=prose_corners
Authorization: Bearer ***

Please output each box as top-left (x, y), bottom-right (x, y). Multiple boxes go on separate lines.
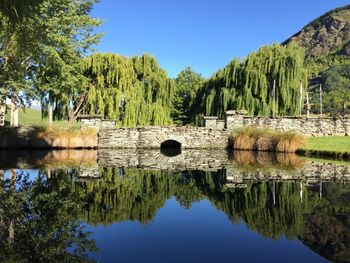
top-left (0, 149), bottom-right (349, 262)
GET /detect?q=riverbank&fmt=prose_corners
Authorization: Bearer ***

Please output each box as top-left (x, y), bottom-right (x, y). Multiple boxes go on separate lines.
top-left (231, 127), bottom-right (350, 161)
top-left (0, 125), bottom-right (349, 162)
top-left (0, 126), bottom-right (97, 149)
top-left (297, 136), bottom-right (350, 161)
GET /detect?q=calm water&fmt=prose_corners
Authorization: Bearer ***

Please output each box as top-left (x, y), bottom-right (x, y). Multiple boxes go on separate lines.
top-left (0, 150), bottom-right (349, 263)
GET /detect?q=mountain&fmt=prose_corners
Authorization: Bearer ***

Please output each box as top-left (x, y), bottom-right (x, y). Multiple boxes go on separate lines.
top-left (283, 5), bottom-right (350, 59)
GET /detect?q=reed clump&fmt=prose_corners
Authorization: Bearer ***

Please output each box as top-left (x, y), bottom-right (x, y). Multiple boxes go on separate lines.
top-left (0, 126), bottom-right (98, 149)
top-left (36, 127), bottom-right (98, 148)
top-left (232, 127), bottom-right (305, 153)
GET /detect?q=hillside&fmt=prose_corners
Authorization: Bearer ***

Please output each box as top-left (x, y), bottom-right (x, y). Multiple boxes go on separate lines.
top-left (283, 5), bottom-right (350, 59)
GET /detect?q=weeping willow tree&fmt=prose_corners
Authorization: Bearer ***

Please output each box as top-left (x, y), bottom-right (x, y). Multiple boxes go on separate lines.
top-left (82, 53), bottom-right (175, 127)
top-left (196, 43), bottom-right (310, 118)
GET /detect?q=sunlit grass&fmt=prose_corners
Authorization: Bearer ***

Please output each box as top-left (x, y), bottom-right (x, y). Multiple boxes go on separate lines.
top-left (4, 106), bottom-right (80, 128)
top-left (302, 137), bottom-right (350, 154)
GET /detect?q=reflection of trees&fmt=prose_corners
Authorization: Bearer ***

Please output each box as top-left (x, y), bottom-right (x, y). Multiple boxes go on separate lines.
top-left (300, 183), bottom-right (350, 262)
top-left (77, 168), bottom-right (205, 225)
top-left (0, 170), bottom-right (97, 263)
top-left (4, 167), bottom-right (350, 262)
top-left (78, 168), bottom-right (176, 225)
top-left (77, 168), bottom-right (350, 261)
top-left (196, 173), bottom-right (350, 262)
top-left (202, 181), bottom-right (320, 239)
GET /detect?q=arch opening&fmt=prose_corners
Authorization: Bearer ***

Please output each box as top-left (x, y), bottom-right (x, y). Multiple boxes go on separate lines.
top-left (160, 140), bottom-right (182, 157)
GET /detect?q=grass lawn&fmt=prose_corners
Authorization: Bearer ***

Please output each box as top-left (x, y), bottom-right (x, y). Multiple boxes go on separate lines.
top-left (4, 106), bottom-right (80, 128)
top-left (302, 137), bottom-right (350, 154)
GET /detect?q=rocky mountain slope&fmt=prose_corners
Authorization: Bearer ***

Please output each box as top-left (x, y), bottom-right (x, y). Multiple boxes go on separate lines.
top-left (283, 5), bottom-right (350, 59)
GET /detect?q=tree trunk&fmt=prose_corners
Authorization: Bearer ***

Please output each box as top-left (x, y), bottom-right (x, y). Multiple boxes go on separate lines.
top-left (9, 169), bottom-right (16, 244)
top-left (0, 170), bottom-right (3, 241)
top-left (48, 104), bottom-right (53, 126)
top-left (0, 104), bottom-right (5, 126)
top-left (69, 94), bottom-right (86, 123)
top-left (10, 94), bottom-right (19, 127)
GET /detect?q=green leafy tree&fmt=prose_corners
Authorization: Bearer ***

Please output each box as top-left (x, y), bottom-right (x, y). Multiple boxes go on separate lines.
top-left (322, 64), bottom-right (350, 116)
top-left (0, 0), bottom-right (102, 125)
top-left (81, 53), bottom-right (175, 127)
top-left (0, 0), bottom-right (43, 23)
top-left (193, 43), bottom-right (309, 119)
top-left (172, 67), bottom-right (204, 125)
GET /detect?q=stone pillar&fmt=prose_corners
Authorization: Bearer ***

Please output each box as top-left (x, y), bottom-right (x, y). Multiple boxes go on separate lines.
top-left (204, 116), bottom-right (218, 129)
top-left (225, 110), bottom-right (248, 130)
top-left (101, 120), bottom-right (117, 129)
top-left (78, 115), bottom-right (103, 130)
top-left (216, 120), bottom-right (225, 130)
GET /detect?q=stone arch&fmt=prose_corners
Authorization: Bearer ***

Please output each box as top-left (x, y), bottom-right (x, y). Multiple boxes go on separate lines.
top-left (160, 139), bottom-right (182, 149)
top-left (155, 132), bottom-right (186, 149)
top-left (160, 139), bottom-right (182, 157)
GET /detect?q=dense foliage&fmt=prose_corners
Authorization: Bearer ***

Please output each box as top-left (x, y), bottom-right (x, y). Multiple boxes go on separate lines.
top-left (192, 43), bottom-right (309, 120)
top-left (171, 67), bottom-right (205, 125)
top-left (81, 53), bottom-right (175, 126)
top-left (321, 64), bottom-right (350, 116)
top-left (0, 0), bottom-right (102, 125)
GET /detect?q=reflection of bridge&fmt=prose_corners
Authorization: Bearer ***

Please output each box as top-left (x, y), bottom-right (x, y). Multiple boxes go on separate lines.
top-left (1, 149), bottom-right (350, 185)
top-left (96, 149), bottom-right (350, 185)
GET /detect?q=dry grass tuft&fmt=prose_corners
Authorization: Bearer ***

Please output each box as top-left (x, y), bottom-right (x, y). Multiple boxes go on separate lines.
top-left (37, 127), bottom-right (98, 148)
top-left (275, 131), bottom-right (305, 153)
top-left (232, 127), bottom-right (305, 153)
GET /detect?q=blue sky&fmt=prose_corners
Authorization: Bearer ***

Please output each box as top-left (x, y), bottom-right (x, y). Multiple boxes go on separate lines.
top-left (91, 0), bottom-right (349, 78)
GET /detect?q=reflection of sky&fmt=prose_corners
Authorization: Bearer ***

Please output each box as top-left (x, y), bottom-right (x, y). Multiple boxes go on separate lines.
top-left (3, 169), bottom-right (40, 189)
top-left (86, 198), bottom-right (325, 263)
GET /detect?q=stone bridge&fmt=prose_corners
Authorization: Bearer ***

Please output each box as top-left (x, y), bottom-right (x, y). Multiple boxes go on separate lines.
top-left (79, 108), bottom-right (350, 150)
top-left (98, 126), bottom-right (230, 149)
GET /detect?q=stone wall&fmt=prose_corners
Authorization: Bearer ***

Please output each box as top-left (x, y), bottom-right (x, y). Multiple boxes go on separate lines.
top-left (99, 126), bottom-right (229, 149)
top-left (98, 149), bottom-right (231, 171)
top-left (204, 117), bottom-right (219, 129)
top-left (204, 116), bottom-right (227, 130)
top-left (79, 109), bottom-right (349, 151)
top-left (226, 161), bottom-right (350, 187)
top-left (79, 115), bottom-right (116, 130)
top-left (224, 111), bottom-right (349, 136)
